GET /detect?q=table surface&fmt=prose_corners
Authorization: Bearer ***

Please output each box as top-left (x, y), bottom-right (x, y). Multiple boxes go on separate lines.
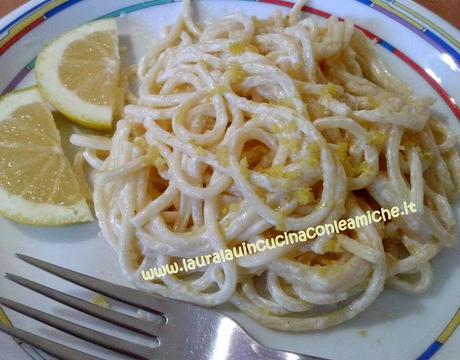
top-left (0, 0), bottom-right (459, 29)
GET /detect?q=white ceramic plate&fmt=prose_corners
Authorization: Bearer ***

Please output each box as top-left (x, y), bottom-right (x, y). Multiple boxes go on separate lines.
top-left (0, 1), bottom-right (459, 359)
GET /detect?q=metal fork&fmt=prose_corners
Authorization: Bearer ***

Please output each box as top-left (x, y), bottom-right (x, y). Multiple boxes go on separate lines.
top-left (0, 254), bottom-right (327, 360)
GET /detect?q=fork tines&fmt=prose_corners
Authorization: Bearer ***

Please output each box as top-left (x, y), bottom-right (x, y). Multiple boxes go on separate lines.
top-left (0, 254), bottom-right (168, 360)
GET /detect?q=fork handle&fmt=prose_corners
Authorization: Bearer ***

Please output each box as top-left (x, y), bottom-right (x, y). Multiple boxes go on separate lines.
top-left (251, 342), bottom-right (330, 360)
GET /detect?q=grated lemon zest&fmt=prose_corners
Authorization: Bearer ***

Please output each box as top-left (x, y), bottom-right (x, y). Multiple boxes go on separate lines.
top-left (270, 121), bottom-right (297, 134)
top-left (262, 165), bottom-right (284, 178)
top-left (367, 95), bottom-right (378, 108)
top-left (175, 107), bottom-right (187, 125)
top-left (357, 161), bottom-right (368, 175)
top-left (279, 138), bottom-right (299, 152)
top-left (147, 145), bottom-right (159, 160)
top-left (319, 82), bottom-right (337, 100)
top-left (317, 263), bottom-right (340, 276)
top-left (217, 146), bottom-right (229, 167)
top-left (368, 130), bottom-right (387, 149)
top-left (229, 41), bottom-right (246, 55)
top-left (147, 146), bottom-right (167, 170)
top-left (306, 142), bottom-right (321, 168)
top-left (326, 82), bottom-right (337, 97)
top-left (324, 239), bottom-right (341, 253)
top-left (275, 214), bottom-right (286, 231)
top-left (277, 98), bottom-right (295, 109)
top-left (91, 294), bottom-right (109, 308)
top-left (133, 137), bottom-right (146, 148)
top-left (284, 170), bottom-right (301, 181)
top-left (210, 85), bottom-right (228, 96)
top-left (154, 157), bottom-right (166, 169)
top-left (296, 187), bottom-right (314, 205)
top-left (189, 139), bottom-right (206, 157)
top-left (421, 151), bottom-right (433, 162)
top-left (335, 143), bottom-right (363, 177)
top-left (229, 63), bottom-right (247, 85)
top-left (229, 42), bottom-right (259, 55)
top-left (240, 157), bottom-right (250, 178)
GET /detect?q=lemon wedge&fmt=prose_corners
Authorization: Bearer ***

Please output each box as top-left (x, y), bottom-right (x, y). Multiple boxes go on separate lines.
top-left (35, 19), bottom-right (120, 130)
top-left (0, 87), bottom-right (94, 226)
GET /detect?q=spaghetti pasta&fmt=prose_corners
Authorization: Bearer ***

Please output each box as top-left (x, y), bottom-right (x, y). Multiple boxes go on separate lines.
top-left (72, 0), bottom-right (460, 330)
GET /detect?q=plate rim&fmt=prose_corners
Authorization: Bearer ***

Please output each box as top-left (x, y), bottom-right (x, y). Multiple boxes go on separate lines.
top-left (0, 1), bottom-right (459, 360)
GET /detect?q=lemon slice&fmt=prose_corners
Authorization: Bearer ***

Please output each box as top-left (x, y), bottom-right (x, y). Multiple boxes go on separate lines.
top-left (0, 87), bottom-right (94, 226)
top-left (35, 19), bottom-right (120, 130)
